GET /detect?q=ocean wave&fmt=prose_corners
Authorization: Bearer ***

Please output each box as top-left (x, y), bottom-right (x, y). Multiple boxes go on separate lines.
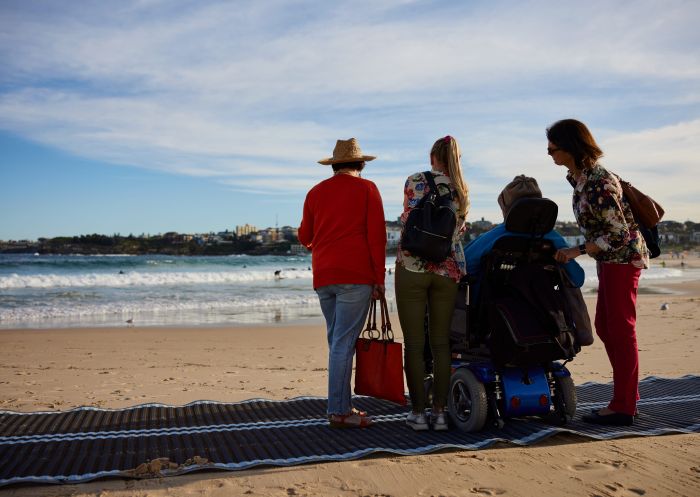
top-left (0, 254), bottom-right (313, 271)
top-left (639, 268), bottom-right (686, 279)
top-left (0, 269), bottom-right (313, 289)
top-left (581, 267), bottom-right (688, 287)
top-left (0, 294), bottom-right (321, 323)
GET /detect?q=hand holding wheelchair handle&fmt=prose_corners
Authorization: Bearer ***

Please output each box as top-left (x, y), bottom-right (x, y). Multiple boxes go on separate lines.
top-left (555, 241), bottom-right (600, 263)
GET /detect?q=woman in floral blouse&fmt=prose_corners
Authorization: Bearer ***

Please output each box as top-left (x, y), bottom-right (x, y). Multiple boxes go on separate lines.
top-left (547, 119), bottom-right (648, 427)
top-left (396, 135), bottom-right (469, 431)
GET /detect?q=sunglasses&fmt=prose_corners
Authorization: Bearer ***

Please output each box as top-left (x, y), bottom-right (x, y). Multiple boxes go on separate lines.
top-left (547, 147), bottom-right (561, 155)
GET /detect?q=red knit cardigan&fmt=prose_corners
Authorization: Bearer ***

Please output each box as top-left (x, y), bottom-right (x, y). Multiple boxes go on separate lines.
top-left (298, 174), bottom-right (386, 289)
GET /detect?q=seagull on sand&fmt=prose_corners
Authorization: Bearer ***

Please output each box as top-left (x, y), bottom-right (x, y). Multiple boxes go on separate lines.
top-left (660, 303), bottom-right (669, 311)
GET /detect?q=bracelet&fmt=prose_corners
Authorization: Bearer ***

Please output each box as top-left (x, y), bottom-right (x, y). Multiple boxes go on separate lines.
top-left (578, 243), bottom-right (587, 255)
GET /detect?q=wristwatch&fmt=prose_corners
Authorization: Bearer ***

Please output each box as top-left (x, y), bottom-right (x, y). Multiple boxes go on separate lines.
top-left (578, 243), bottom-right (587, 255)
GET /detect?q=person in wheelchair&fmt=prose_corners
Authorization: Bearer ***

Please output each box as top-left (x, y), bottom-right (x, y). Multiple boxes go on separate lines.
top-left (451, 175), bottom-right (593, 361)
top-left (465, 175), bottom-right (584, 304)
top-left (437, 176), bottom-right (593, 432)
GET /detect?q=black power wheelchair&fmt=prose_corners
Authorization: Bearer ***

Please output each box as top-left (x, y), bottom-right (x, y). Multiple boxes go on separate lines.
top-left (424, 197), bottom-right (586, 432)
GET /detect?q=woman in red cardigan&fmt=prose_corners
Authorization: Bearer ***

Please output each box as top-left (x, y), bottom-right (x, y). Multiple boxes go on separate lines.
top-left (298, 138), bottom-right (387, 428)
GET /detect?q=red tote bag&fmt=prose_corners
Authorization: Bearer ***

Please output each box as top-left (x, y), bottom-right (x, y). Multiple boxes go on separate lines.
top-left (354, 296), bottom-right (407, 405)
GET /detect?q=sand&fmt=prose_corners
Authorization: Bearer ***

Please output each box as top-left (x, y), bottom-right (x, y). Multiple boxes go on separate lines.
top-left (1, 256), bottom-right (699, 496)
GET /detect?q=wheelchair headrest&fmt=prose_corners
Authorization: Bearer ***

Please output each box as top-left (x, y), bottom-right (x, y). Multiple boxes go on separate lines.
top-left (504, 197), bottom-right (558, 235)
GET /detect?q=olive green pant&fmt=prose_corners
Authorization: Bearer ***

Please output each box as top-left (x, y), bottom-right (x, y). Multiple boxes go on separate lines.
top-left (395, 264), bottom-right (458, 412)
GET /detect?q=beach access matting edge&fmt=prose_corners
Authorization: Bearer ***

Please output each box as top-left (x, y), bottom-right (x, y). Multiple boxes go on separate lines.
top-left (0, 375), bottom-right (698, 487)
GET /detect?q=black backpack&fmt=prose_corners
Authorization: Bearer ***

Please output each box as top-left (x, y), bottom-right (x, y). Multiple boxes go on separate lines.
top-left (400, 171), bottom-right (457, 263)
top-left (639, 225), bottom-right (661, 259)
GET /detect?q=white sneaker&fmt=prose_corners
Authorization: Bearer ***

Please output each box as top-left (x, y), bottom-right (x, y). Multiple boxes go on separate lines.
top-left (432, 411), bottom-right (449, 431)
top-left (406, 411), bottom-right (429, 431)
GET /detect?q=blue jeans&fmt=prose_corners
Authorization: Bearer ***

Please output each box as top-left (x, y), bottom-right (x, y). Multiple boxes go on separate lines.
top-left (316, 284), bottom-right (373, 416)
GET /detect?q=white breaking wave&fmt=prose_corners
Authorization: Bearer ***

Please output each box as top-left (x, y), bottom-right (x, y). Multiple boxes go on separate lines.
top-left (639, 268), bottom-right (685, 279)
top-left (0, 269), bottom-right (313, 289)
top-left (581, 267), bottom-right (686, 288)
top-left (0, 294), bottom-right (320, 323)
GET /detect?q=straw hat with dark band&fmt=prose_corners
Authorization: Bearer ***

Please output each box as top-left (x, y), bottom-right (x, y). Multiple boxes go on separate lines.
top-left (318, 138), bottom-right (376, 165)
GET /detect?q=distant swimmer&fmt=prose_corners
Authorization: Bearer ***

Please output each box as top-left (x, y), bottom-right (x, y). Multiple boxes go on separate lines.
top-left (274, 270), bottom-right (282, 280)
top-left (119, 270), bottom-right (125, 274)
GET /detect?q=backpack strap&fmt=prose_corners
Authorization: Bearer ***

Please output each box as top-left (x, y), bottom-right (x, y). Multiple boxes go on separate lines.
top-left (424, 170), bottom-right (448, 197)
top-left (423, 170), bottom-right (456, 200)
top-left (423, 171), bottom-right (437, 195)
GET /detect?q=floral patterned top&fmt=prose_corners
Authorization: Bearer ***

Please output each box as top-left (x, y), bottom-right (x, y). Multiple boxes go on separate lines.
top-left (396, 170), bottom-right (468, 282)
top-left (567, 164), bottom-right (649, 269)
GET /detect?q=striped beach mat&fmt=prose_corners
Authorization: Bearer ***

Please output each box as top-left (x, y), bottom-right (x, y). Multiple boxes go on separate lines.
top-left (1, 375), bottom-right (698, 487)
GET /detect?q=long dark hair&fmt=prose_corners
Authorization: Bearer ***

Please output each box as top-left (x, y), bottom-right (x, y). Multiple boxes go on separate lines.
top-left (546, 119), bottom-right (603, 170)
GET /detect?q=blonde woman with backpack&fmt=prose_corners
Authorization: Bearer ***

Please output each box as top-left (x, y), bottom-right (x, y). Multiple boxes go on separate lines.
top-left (395, 135), bottom-right (469, 431)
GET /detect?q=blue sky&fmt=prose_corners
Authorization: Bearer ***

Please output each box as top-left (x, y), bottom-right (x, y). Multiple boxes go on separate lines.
top-left (1, 0), bottom-right (699, 240)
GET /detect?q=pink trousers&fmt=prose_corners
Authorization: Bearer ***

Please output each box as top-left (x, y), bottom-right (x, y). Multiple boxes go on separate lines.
top-left (595, 262), bottom-right (642, 415)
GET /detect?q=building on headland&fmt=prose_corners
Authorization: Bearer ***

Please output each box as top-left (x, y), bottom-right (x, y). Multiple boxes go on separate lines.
top-left (255, 228), bottom-right (278, 243)
top-left (280, 226), bottom-right (298, 241)
top-left (236, 224), bottom-right (258, 237)
top-left (289, 244), bottom-right (307, 255)
top-left (467, 218), bottom-right (495, 240)
top-left (163, 232), bottom-right (187, 243)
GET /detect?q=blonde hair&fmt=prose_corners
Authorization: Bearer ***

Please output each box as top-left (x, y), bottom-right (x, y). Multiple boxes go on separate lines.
top-left (430, 136), bottom-right (470, 218)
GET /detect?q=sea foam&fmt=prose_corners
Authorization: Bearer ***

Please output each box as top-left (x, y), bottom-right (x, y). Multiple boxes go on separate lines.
top-left (0, 269), bottom-right (313, 289)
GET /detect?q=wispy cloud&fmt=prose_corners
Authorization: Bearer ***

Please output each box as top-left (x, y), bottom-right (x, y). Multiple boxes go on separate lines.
top-left (1, 0), bottom-right (699, 225)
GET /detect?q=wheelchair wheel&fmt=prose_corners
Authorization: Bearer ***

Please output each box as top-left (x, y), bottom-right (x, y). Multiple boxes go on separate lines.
top-left (546, 375), bottom-right (577, 425)
top-left (448, 368), bottom-right (488, 432)
top-left (556, 375), bottom-right (577, 420)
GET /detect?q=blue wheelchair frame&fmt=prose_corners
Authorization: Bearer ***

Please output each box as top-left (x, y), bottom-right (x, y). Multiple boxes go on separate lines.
top-left (448, 357), bottom-right (574, 430)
